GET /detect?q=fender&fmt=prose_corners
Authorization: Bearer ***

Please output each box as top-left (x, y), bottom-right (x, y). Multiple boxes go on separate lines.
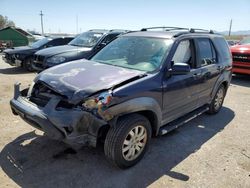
top-left (210, 71), bottom-right (231, 103)
top-left (105, 97), bottom-right (162, 135)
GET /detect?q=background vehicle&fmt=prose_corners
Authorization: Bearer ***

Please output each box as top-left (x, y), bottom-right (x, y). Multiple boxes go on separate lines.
top-left (230, 37), bottom-right (250, 75)
top-left (2, 36), bottom-right (74, 71)
top-left (32, 29), bottom-right (128, 71)
top-left (227, 40), bottom-right (239, 46)
top-left (10, 27), bottom-right (232, 168)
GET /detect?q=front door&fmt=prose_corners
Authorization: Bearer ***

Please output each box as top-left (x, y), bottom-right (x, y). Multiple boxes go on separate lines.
top-left (162, 39), bottom-right (203, 124)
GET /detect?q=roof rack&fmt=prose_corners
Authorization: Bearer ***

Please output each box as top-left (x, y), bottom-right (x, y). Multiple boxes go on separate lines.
top-left (140, 26), bottom-right (215, 35)
top-left (141, 27), bottom-right (189, 31)
top-left (109, 29), bottom-right (130, 33)
top-left (189, 28), bottom-right (214, 34)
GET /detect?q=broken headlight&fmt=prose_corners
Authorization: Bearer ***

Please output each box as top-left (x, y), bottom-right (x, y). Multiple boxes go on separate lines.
top-left (82, 91), bottom-right (112, 110)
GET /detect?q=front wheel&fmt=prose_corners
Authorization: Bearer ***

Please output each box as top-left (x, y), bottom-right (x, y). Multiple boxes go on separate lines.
top-left (104, 114), bottom-right (151, 168)
top-left (23, 57), bottom-right (34, 72)
top-left (207, 85), bottom-right (226, 114)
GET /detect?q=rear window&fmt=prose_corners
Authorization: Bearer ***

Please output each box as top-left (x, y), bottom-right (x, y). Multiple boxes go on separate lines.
top-left (214, 37), bottom-right (231, 59)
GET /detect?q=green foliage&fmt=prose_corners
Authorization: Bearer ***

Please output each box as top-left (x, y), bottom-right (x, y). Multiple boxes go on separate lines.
top-left (224, 35), bottom-right (244, 40)
top-left (0, 15), bottom-right (15, 29)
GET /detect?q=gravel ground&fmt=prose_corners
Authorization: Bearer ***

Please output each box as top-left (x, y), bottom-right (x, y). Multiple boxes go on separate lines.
top-left (0, 55), bottom-right (249, 188)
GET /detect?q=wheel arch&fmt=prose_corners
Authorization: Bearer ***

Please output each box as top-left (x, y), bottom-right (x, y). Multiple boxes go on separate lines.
top-left (103, 97), bottom-right (162, 136)
top-left (211, 75), bottom-right (230, 101)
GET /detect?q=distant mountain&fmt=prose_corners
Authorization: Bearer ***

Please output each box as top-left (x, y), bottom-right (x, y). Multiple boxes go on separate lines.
top-left (219, 30), bottom-right (250, 36)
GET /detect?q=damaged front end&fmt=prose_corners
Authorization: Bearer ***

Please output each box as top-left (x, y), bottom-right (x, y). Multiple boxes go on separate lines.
top-left (10, 82), bottom-right (114, 148)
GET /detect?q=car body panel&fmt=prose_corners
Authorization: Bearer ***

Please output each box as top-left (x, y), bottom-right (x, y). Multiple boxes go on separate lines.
top-left (35, 45), bottom-right (92, 57)
top-left (35, 59), bottom-right (145, 103)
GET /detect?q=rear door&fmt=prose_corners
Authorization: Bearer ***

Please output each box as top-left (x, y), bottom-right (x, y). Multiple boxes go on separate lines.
top-left (194, 38), bottom-right (221, 106)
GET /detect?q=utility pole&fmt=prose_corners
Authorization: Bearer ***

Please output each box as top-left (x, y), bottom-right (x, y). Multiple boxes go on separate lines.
top-left (76, 14), bottom-right (78, 34)
top-left (228, 19), bottom-right (232, 36)
top-left (39, 10), bottom-right (44, 36)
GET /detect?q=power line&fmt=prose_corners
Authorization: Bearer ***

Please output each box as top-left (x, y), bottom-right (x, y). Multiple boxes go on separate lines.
top-left (39, 10), bottom-right (44, 35)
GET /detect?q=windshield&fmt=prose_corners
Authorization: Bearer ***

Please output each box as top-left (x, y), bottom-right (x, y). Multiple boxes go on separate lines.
top-left (91, 36), bottom-right (173, 72)
top-left (69, 32), bottom-right (103, 47)
top-left (30, 38), bottom-right (51, 48)
top-left (239, 37), bottom-right (250, 45)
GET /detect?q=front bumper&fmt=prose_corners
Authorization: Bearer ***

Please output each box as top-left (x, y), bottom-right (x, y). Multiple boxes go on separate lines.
top-left (10, 83), bottom-right (107, 147)
top-left (232, 62), bottom-right (250, 75)
top-left (2, 55), bottom-right (22, 66)
top-left (2, 56), bottom-right (15, 66)
top-left (32, 60), bottom-right (45, 72)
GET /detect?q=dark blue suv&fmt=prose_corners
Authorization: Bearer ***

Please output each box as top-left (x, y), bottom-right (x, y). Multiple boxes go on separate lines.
top-left (10, 27), bottom-right (232, 168)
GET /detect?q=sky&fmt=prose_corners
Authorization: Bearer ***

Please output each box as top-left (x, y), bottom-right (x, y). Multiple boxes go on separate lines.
top-left (0, 0), bottom-right (250, 34)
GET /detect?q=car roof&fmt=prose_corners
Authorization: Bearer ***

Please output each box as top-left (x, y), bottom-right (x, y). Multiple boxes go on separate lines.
top-left (46, 36), bottom-right (75, 40)
top-left (88, 29), bottom-right (129, 34)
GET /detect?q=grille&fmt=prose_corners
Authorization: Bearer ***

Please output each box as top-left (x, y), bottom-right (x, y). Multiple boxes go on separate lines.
top-left (3, 53), bottom-right (11, 60)
top-left (34, 55), bottom-right (45, 64)
top-left (30, 82), bottom-right (64, 107)
top-left (232, 53), bottom-right (250, 63)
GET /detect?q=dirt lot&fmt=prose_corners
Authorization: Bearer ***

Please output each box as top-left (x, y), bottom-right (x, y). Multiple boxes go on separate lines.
top-left (0, 55), bottom-right (249, 188)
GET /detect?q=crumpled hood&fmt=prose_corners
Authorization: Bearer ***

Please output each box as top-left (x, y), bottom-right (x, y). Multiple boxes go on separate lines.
top-left (230, 44), bottom-right (250, 53)
top-left (35, 45), bottom-right (92, 57)
top-left (4, 46), bottom-right (33, 54)
top-left (35, 59), bottom-right (145, 103)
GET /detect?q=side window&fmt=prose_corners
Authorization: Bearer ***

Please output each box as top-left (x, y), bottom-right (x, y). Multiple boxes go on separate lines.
top-left (64, 38), bottom-right (73, 44)
top-left (196, 38), bottom-right (216, 67)
top-left (101, 34), bottom-right (119, 44)
top-left (172, 40), bottom-right (193, 67)
top-left (46, 38), bottom-right (62, 47)
top-left (213, 37), bottom-right (231, 59)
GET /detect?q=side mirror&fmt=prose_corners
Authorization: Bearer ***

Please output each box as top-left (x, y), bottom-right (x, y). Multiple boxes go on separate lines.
top-left (96, 42), bottom-right (106, 49)
top-left (170, 62), bottom-right (191, 75)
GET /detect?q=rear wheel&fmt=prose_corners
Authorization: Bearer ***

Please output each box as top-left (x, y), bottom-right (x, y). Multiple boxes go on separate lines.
top-left (207, 85), bottom-right (225, 114)
top-left (23, 57), bottom-right (34, 71)
top-left (104, 114), bottom-right (151, 168)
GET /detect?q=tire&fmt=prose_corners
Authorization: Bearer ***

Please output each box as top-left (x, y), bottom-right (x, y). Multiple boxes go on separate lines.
top-left (104, 114), bottom-right (152, 168)
top-left (207, 85), bottom-right (226, 114)
top-left (23, 57), bottom-right (34, 72)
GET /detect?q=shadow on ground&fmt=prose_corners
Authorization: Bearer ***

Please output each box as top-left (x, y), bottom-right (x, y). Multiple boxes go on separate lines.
top-left (0, 67), bottom-right (33, 75)
top-left (231, 74), bottom-right (250, 87)
top-left (0, 107), bottom-right (234, 188)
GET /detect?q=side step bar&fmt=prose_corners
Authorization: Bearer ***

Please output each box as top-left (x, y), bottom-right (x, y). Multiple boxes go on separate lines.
top-left (159, 105), bottom-right (209, 135)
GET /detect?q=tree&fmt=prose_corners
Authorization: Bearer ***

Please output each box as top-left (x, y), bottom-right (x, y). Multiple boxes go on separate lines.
top-left (0, 15), bottom-right (15, 29)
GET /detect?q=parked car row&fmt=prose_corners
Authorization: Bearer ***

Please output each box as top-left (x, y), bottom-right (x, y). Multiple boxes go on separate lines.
top-left (2, 36), bottom-right (74, 71)
top-left (8, 26), bottom-right (233, 168)
top-left (2, 29), bottom-right (127, 71)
